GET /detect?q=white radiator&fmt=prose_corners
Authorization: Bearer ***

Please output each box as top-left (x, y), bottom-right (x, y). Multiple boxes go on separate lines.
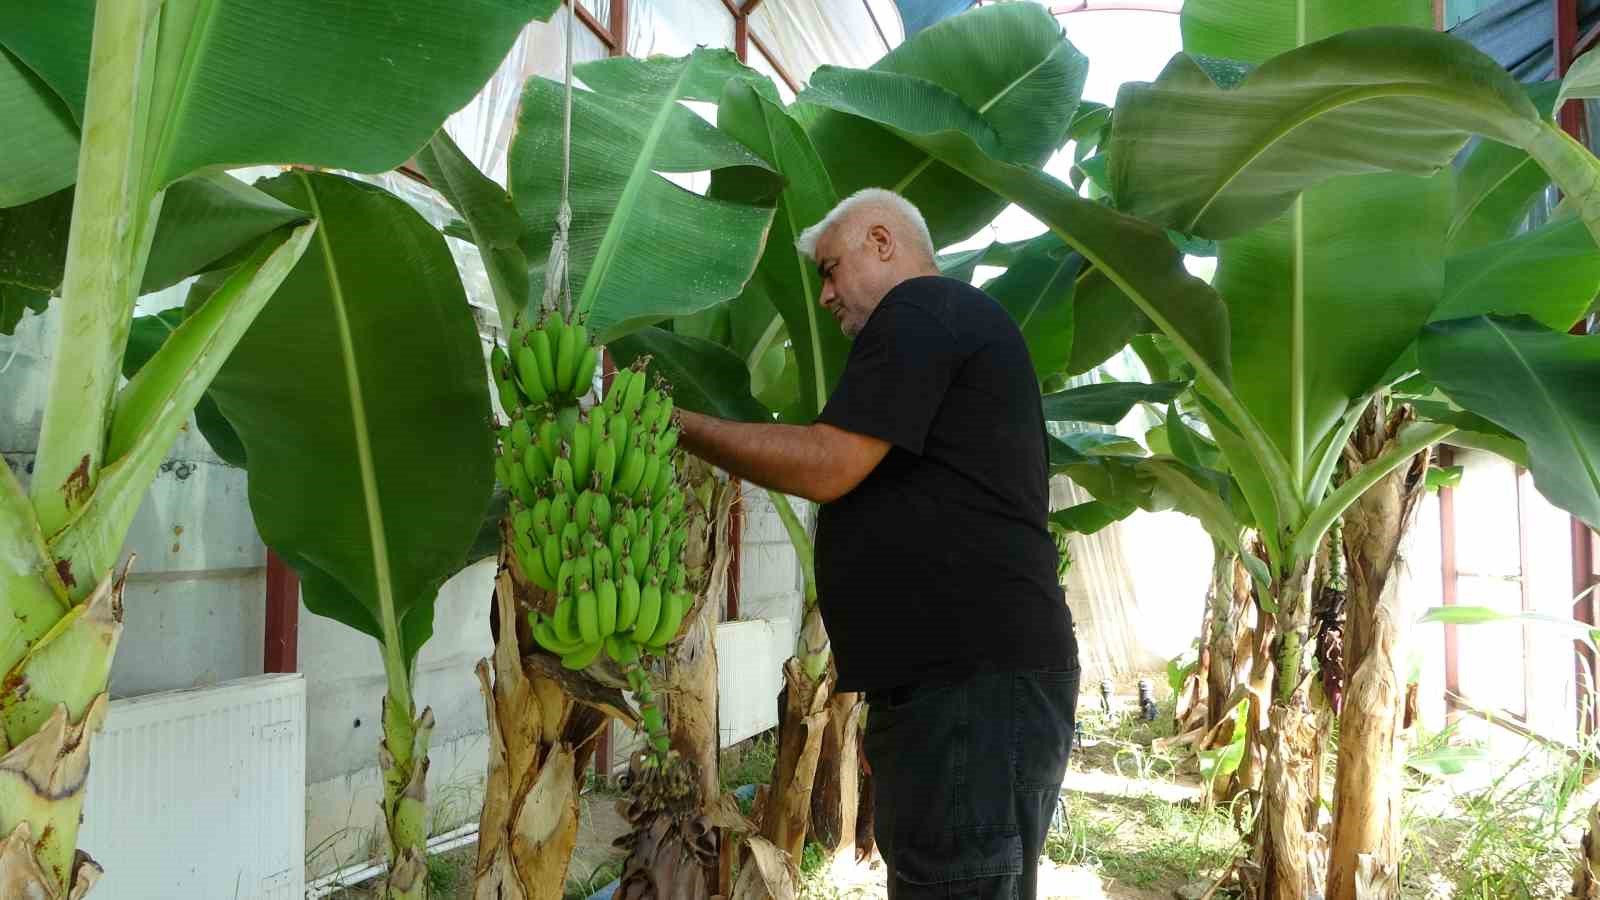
top-left (79, 673), bottom-right (306, 900)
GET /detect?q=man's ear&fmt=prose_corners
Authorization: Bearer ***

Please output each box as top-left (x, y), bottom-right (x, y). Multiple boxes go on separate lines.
top-left (868, 223), bottom-right (895, 260)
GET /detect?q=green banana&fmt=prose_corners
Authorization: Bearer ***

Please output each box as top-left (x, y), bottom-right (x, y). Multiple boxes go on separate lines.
top-left (592, 493), bottom-right (613, 535)
top-left (555, 559), bottom-right (577, 604)
top-left (531, 497), bottom-right (554, 543)
top-left (553, 455), bottom-right (576, 497)
top-left (597, 578), bottom-right (618, 637)
top-left (560, 522), bottom-right (581, 560)
top-left (606, 368), bottom-right (630, 416)
top-left (621, 367), bottom-right (646, 420)
top-left (508, 456), bottom-right (533, 503)
top-left (610, 415), bottom-right (630, 462)
top-left (616, 444), bottom-right (647, 498)
top-left (617, 573), bottom-right (641, 632)
top-left (551, 492), bottom-right (572, 537)
top-left (654, 396), bottom-right (675, 435)
top-left (572, 422), bottom-right (593, 488)
top-left (576, 584), bottom-right (600, 644)
top-left (532, 324), bottom-right (558, 397)
top-left (523, 444), bottom-right (551, 485)
top-left (639, 389), bottom-right (661, 435)
top-left (531, 613), bottom-right (585, 656)
top-left (573, 345), bottom-right (598, 400)
top-left (642, 704), bottom-right (664, 735)
top-left (630, 524), bottom-right (651, 574)
top-left (655, 425), bottom-right (679, 456)
top-left (593, 544), bottom-right (614, 584)
top-left (491, 345), bottom-right (519, 410)
top-left (513, 506), bottom-right (533, 539)
top-left (542, 535), bottom-right (561, 584)
top-left (651, 508), bottom-right (671, 550)
top-left (667, 559), bottom-right (685, 592)
top-left (669, 526), bottom-right (687, 559)
top-left (609, 523), bottom-right (630, 567)
top-left (521, 539), bottom-right (556, 590)
top-left (575, 490), bottom-right (595, 533)
top-left (651, 457), bottom-right (673, 503)
top-left (537, 419), bottom-right (562, 467)
top-left (634, 580), bottom-right (663, 643)
top-left (555, 318), bottom-right (580, 395)
top-left (646, 590), bottom-right (689, 648)
top-left (594, 441), bottom-right (617, 494)
top-left (653, 539), bottom-right (672, 574)
top-left (556, 404), bottom-right (581, 442)
top-left (561, 640), bottom-right (603, 671)
top-left (494, 455), bottom-right (510, 489)
top-left (516, 342), bottom-right (549, 405)
top-left (637, 455), bottom-right (660, 504)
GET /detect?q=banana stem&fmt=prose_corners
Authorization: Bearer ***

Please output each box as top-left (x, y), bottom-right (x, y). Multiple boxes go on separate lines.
top-left (623, 657), bottom-right (672, 768)
top-left (766, 490), bottom-right (831, 680)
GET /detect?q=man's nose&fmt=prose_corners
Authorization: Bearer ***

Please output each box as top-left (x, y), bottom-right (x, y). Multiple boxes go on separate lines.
top-left (818, 282), bottom-right (834, 306)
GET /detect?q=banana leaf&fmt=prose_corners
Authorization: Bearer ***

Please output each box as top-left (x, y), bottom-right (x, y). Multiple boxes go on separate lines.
top-left (0, 0), bottom-right (552, 195)
top-left (981, 238), bottom-right (1082, 381)
top-left (800, 2), bottom-right (1088, 247)
top-left (1109, 26), bottom-right (1543, 241)
top-left (0, 44), bottom-right (78, 206)
top-left (1041, 381), bottom-right (1188, 425)
top-left (0, 174), bottom-right (309, 334)
top-left (1438, 215), bottom-right (1600, 330)
top-left (1557, 46), bottom-right (1600, 113)
top-left (415, 129), bottom-right (530, 329)
top-left (1050, 500), bottom-right (1134, 536)
top-left (205, 172), bottom-right (494, 664)
top-left (713, 78), bottom-right (849, 420)
top-left (1447, 81), bottom-right (1560, 256)
top-left (1419, 314), bottom-right (1600, 529)
top-left (511, 49), bottom-right (781, 342)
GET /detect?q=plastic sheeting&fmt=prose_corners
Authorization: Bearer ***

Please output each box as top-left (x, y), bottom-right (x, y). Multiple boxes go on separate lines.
top-left (749, 0), bottom-right (903, 87)
top-left (627, 0), bottom-right (737, 57)
top-left (1447, 0), bottom-right (1600, 82)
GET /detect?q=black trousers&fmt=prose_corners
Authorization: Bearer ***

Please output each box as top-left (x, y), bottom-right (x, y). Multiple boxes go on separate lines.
top-left (864, 665), bottom-right (1080, 900)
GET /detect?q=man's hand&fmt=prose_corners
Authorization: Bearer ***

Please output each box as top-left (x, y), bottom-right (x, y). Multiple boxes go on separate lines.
top-left (676, 409), bottom-right (890, 503)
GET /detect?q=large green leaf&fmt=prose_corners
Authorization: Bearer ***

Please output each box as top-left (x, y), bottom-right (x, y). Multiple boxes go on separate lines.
top-left (0, 45), bottom-right (78, 206)
top-left (608, 327), bottom-right (774, 424)
top-left (714, 79), bottom-right (849, 419)
top-left (1438, 215), bottom-right (1600, 330)
top-left (983, 238), bottom-right (1081, 380)
top-left (1050, 500), bottom-right (1135, 536)
top-left (1067, 270), bottom-right (1152, 376)
top-left (1419, 604), bottom-right (1600, 649)
top-left (206, 172), bottom-right (493, 662)
top-left (0, 0), bottom-right (550, 192)
top-left (1557, 47), bottom-right (1600, 115)
top-left (1181, 0), bottom-right (1432, 64)
top-left (1215, 171), bottom-right (1450, 487)
top-left (1110, 26), bottom-right (1541, 240)
top-left (1447, 81), bottom-right (1560, 256)
top-left (415, 129), bottom-right (530, 329)
top-left (801, 2), bottom-right (1087, 246)
top-left (1419, 315), bottom-right (1600, 528)
top-left (511, 50), bottom-right (780, 342)
top-left (937, 235), bottom-right (1038, 284)
top-left (1041, 381), bottom-right (1188, 425)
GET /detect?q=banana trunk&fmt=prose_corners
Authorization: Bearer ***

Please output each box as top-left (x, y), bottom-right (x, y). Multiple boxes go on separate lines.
top-left (0, 520), bottom-right (125, 899)
top-left (378, 689), bottom-right (434, 899)
top-left (1327, 408), bottom-right (1429, 900)
top-left (806, 689), bottom-right (864, 861)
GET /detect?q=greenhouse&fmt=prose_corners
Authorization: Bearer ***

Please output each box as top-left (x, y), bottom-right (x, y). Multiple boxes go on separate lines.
top-left (1, 0), bottom-right (1598, 898)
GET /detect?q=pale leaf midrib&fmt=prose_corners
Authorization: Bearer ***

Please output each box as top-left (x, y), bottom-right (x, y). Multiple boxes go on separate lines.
top-left (764, 109), bottom-right (829, 416)
top-left (578, 61), bottom-right (695, 320)
top-left (302, 176), bottom-right (401, 658)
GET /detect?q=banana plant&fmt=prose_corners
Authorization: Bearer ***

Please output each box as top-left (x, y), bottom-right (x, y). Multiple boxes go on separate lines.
top-left (1077, 4), bottom-right (1600, 897)
top-left (0, 1), bottom-right (543, 893)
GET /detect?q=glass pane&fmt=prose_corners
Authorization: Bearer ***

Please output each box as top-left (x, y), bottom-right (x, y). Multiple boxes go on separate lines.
top-left (626, 0), bottom-right (736, 57)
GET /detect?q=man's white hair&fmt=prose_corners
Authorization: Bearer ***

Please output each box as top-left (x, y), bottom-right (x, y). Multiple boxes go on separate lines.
top-left (795, 188), bottom-right (936, 263)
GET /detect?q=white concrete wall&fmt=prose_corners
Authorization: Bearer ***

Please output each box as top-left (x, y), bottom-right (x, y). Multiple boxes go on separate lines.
top-left (737, 483), bottom-right (810, 629)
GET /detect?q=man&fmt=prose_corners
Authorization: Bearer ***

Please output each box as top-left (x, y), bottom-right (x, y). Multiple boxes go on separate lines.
top-left (677, 188), bottom-right (1079, 899)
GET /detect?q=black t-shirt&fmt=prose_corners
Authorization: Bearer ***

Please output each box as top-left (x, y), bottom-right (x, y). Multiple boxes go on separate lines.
top-left (814, 274), bottom-right (1077, 694)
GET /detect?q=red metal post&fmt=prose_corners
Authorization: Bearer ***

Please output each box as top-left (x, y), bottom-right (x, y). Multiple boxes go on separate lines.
top-left (264, 549), bottom-right (300, 673)
top-left (1558, 0), bottom-right (1590, 140)
top-left (609, 0), bottom-right (627, 56)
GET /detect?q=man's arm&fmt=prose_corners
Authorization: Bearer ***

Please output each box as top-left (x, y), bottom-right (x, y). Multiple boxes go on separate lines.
top-left (676, 409), bottom-right (890, 504)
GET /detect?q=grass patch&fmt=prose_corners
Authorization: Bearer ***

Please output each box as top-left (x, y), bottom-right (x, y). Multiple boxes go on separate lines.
top-left (1047, 792), bottom-right (1242, 889)
top-left (721, 730), bottom-right (778, 793)
top-left (564, 858), bottom-right (625, 900)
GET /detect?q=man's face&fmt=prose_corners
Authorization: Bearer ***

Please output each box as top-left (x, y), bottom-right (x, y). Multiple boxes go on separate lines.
top-left (814, 222), bottom-right (891, 339)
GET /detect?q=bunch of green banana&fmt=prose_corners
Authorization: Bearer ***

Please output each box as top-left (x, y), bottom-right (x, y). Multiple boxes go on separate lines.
top-left (490, 310), bottom-right (599, 415)
top-left (509, 359), bottom-right (697, 670)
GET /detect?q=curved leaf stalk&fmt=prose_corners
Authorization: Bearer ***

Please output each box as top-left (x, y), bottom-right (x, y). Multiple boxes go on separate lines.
top-left (1289, 423), bottom-right (1455, 564)
top-left (766, 489), bottom-right (829, 681)
top-left (1271, 561), bottom-right (1314, 706)
top-left (1525, 122), bottom-right (1600, 247)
